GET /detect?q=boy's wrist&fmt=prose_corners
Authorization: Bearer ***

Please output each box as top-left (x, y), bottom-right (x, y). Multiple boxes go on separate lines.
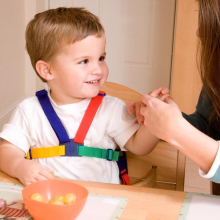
top-left (13, 157), bottom-right (26, 179)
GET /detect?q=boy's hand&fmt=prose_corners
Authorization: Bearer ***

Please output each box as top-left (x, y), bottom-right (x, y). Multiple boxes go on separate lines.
top-left (16, 159), bottom-right (55, 185)
top-left (127, 87), bottom-right (170, 124)
top-left (128, 101), bottom-right (144, 124)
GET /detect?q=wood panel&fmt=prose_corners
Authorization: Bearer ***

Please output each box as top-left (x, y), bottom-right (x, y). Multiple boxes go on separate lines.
top-left (171, 0), bottom-right (203, 191)
top-left (171, 0), bottom-right (202, 113)
top-left (127, 141), bottom-right (178, 184)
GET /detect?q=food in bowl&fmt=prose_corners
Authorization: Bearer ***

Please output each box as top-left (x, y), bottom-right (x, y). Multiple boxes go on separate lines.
top-left (30, 192), bottom-right (77, 205)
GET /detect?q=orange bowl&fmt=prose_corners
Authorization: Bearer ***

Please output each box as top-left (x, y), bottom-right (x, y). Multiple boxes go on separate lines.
top-left (22, 179), bottom-right (88, 220)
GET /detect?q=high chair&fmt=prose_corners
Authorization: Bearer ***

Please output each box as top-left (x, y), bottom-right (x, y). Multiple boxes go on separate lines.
top-left (101, 81), bottom-right (185, 191)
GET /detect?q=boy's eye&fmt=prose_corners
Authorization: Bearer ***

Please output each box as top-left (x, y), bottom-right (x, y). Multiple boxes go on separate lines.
top-left (79, 59), bottom-right (89, 64)
top-left (99, 56), bottom-right (106, 62)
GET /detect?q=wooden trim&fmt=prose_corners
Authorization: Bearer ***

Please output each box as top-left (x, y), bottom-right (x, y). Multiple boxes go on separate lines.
top-left (171, 0), bottom-right (203, 191)
top-left (171, 0), bottom-right (202, 114)
top-left (176, 151), bottom-right (186, 191)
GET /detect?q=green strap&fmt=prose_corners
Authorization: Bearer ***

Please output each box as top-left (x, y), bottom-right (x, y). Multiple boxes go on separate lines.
top-left (78, 146), bottom-right (119, 161)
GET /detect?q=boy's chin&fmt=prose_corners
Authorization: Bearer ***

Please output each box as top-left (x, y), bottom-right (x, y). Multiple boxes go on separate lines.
top-left (84, 91), bottom-right (100, 99)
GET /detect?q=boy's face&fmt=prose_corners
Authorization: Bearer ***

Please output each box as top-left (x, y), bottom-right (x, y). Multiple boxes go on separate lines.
top-left (48, 35), bottom-right (108, 104)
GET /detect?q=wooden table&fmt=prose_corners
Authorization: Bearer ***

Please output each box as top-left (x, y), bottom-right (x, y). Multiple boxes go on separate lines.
top-left (0, 171), bottom-right (186, 220)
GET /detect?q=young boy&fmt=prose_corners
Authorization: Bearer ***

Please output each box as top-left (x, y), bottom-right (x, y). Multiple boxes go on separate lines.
top-left (0, 7), bottom-right (163, 186)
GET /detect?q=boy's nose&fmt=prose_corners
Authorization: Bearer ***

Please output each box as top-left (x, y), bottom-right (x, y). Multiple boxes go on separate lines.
top-left (91, 63), bottom-right (102, 75)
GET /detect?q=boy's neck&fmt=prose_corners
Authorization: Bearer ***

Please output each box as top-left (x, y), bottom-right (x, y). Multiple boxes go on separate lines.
top-left (49, 90), bottom-right (86, 106)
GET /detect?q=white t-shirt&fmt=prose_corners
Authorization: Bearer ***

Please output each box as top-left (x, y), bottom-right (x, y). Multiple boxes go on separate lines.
top-left (0, 93), bottom-right (139, 184)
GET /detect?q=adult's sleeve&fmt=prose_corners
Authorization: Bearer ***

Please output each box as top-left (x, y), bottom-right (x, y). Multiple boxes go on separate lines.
top-left (182, 88), bottom-right (210, 134)
top-left (199, 141), bottom-right (220, 183)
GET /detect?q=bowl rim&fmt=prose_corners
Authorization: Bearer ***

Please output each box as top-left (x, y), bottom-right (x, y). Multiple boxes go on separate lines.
top-left (22, 179), bottom-right (89, 206)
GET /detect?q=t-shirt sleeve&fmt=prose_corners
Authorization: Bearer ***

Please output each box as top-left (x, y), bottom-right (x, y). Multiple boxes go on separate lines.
top-left (0, 104), bottom-right (32, 154)
top-left (106, 98), bottom-right (140, 150)
top-left (199, 141), bottom-right (220, 183)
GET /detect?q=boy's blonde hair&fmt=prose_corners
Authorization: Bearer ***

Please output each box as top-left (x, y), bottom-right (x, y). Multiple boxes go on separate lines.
top-left (25, 7), bottom-right (105, 82)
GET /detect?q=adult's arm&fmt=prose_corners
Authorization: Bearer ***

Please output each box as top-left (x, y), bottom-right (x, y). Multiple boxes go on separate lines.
top-left (140, 94), bottom-right (218, 175)
top-left (182, 89), bottom-right (220, 188)
top-left (183, 88), bottom-right (220, 140)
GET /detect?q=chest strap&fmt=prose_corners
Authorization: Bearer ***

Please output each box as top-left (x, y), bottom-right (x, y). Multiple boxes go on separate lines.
top-left (26, 90), bottom-right (119, 161)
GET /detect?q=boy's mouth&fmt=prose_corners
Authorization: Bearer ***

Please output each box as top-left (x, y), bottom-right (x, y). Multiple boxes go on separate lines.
top-left (85, 80), bottom-right (99, 84)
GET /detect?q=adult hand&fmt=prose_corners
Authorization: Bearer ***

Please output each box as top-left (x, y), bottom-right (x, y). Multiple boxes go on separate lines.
top-left (127, 87), bottom-right (170, 124)
top-left (140, 94), bottom-right (184, 142)
top-left (16, 158), bottom-right (55, 185)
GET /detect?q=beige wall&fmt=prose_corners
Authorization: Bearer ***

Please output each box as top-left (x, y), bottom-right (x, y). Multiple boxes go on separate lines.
top-left (0, 0), bottom-right (45, 130)
top-left (0, 0), bottom-right (26, 129)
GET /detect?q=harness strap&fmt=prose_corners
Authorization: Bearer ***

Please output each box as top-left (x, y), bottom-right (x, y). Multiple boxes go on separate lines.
top-left (26, 145), bottom-right (119, 161)
top-left (78, 147), bottom-right (119, 161)
top-left (36, 90), bottom-right (69, 144)
top-left (26, 145), bottom-right (65, 159)
top-left (74, 91), bottom-right (106, 144)
top-left (28, 90), bottom-right (119, 161)
top-left (117, 151), bottom-right (129, 185)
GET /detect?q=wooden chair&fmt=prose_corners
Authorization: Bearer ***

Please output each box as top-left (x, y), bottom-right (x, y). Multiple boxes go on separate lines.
top-left (101, 81), bottom-right (186, 191)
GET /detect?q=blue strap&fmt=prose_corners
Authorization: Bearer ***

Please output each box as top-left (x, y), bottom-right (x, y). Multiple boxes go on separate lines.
top-left (36, 90), bottom-right (69, 144)
top-left (116, 151), bottom-right (128, 179)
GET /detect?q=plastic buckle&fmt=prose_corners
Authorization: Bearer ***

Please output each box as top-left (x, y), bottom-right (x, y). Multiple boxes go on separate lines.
top-left (98, 91), bottom-right (106, 96)
top-left (106, 148), bottom-right (113, 161)
top-left (62, 139), bottom-right (83, 157)
top-left (28, 149), bottom-right (32, 160)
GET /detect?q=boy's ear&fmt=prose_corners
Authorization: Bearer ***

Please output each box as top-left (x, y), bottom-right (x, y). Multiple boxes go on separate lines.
top-left (36, 60), bottom-right (54, 81)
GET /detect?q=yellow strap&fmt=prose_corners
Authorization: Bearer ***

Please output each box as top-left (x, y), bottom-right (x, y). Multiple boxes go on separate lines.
top-left (26, 145), bottom-right (65, 159)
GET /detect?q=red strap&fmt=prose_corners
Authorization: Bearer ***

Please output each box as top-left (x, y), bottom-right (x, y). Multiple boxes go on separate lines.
top-left (121, 169), bottom-right (130, 185)
top-left (122, 173), bottom-right (130, 185)
top-left (74, 91), bottom-right (105, 144)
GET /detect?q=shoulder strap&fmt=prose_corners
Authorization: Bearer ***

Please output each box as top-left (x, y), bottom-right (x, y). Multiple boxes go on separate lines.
top-left (36, 90), bottom-right (69, 144)
top-left (36, 90), bottom-right (105, 144)
top-left (74, 91), bottom-right (105, 144)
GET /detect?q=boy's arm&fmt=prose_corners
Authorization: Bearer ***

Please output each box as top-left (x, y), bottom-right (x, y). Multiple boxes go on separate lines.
top-left (0, 139), bottom-right (54, 185)
top-left (124, 125), bottom-right (159, 155)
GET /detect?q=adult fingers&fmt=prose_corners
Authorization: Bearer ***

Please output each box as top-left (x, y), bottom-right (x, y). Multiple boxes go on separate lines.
top-left (161, 87), bottom-right (170, 95)
top-left (148, 87), bottom-right (163, 98)
top-left (164, 95), bottom-right (176, 104)
top-left (134, 102), bottom-right (142, 123)
top-left (159, 94), bottom-right (170, 101)
top-left (137, 102), bottom-right (144, 124)
top-left (141, 94), bottom-right (157, 106)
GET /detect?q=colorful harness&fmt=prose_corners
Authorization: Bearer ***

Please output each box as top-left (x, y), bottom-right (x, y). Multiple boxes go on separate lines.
top-left (26, 89), bottom-right (129, 184)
